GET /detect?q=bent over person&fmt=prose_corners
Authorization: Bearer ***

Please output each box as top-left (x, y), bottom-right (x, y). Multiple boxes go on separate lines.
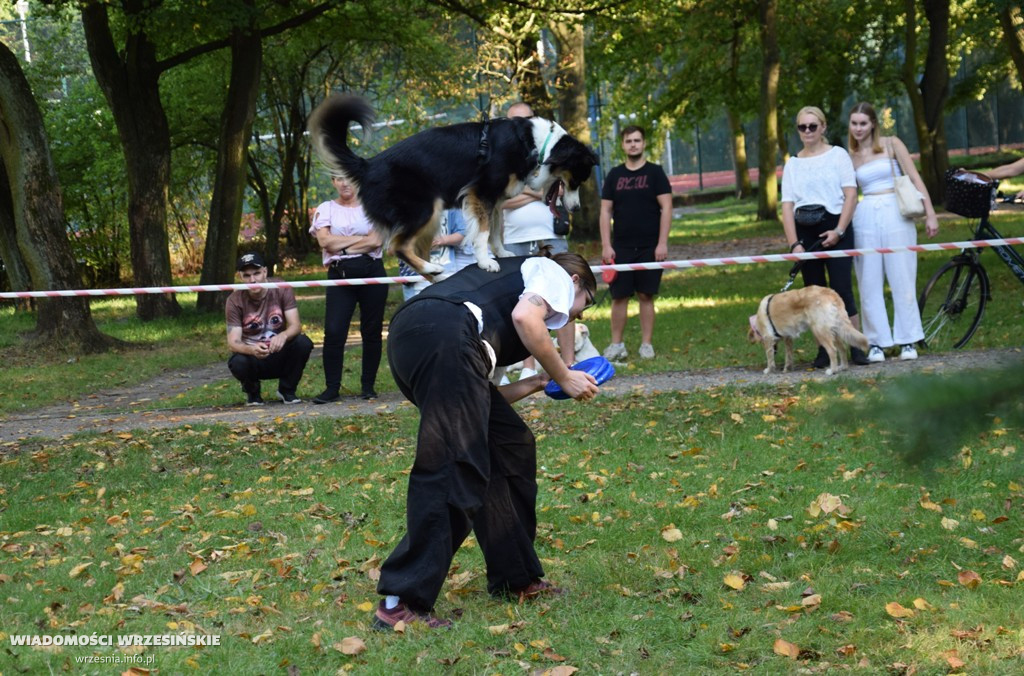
top-left (373, 252), bottom-right (599, 630)
top-left (226, 252), bottom-right (314, 405)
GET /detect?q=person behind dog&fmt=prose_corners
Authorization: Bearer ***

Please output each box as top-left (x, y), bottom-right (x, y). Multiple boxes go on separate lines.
top-left (309, 176), bottom-right (387, 403)
top-left (980, 156), bottom-right (1024, 201)
top-left (398, 207), bottom-right (467, 300)
top-left (599, 124), bottom-right (672, 362)
top-left (847, 102), bottom-right (939, 362)
top-left (781, 105), bottom-right (868, 368)
top-left (372, 251), bottom-right (599, 630)
top-left (225, 252), bottom-right (314, 405)
top-left (502, 101), bottom-right (574, 376)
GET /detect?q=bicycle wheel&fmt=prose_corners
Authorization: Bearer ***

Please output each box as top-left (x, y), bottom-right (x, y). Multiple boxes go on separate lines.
top-left (918, 260), bottom-right (988, 349)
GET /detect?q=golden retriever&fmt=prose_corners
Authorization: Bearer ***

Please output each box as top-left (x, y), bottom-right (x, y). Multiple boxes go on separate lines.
top-left (748, 285), bottom-right (868, 375)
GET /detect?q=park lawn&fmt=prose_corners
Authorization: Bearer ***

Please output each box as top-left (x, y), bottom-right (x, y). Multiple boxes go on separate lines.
top-left (1, 378), bottom-right (1022, 673)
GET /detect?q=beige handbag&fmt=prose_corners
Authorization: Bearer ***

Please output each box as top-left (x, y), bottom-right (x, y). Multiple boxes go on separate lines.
top-left (888, 139), bottom-right (926, 219)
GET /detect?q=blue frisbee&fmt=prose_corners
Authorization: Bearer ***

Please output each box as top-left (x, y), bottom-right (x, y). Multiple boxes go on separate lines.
top-left (544, 356), bottom-right (615, 400)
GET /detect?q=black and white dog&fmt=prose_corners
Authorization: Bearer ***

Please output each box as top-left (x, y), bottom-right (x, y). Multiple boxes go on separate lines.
top-left (307, 95), bottom-right (599, 277)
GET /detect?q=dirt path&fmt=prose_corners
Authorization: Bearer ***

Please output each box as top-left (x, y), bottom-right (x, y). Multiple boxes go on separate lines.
top-left (3, 348), bottom-right (1020, 444)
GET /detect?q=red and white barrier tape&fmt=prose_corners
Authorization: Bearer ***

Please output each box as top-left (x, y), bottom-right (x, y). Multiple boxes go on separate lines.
top-left (2, 237), bottom-right (1021, 300)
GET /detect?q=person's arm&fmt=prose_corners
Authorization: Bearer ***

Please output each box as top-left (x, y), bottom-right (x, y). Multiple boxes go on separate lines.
top-left (891, 137), bottom-right (939, 237)
top-left (503, 188), bottom-right (545, 210)
top-left (432, 232), bottom-right (464, 248)
top-left (655, 192), bottom-right (672, 261)
top-left (781, 202), bottom-right (801, 252)
top-left (511, 293), bottom-right (597, 401)
top-left (820, 186), bottom-right (858, 248)
top-left (315, 227), bottom-right (382, 255)
top-left (266, 307), bottom-right (302, 353)
top-left (984, 157), bottom-right (1024, 180)
top-left (599, 198), bottom-right (615, 263)
top-left (497, 372), bottom-right (550, 404)
top-left (556, 321), bottom-right (575, 366)
top-left (227, 325), bottom-right (269, 359)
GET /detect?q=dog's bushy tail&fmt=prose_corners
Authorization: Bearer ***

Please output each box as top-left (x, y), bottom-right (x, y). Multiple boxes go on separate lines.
top-left (307, 94), bottom-right (373, 186)
top-left (837, 320), bottom-right (869, 351)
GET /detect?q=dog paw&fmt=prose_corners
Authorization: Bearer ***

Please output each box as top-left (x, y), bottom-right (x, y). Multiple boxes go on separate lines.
top-left (494, 247), bottom-right (515, 258)
top-left (477, 258), bottom-right (501, 273)
top-left (432, 271), bottom-right (451, 282)
top-left (825, 368), bottom-right (835, 376)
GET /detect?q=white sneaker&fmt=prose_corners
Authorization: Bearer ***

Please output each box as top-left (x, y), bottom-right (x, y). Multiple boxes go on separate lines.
top-left (519, 367), bottom-right (538, 380)
top-left (603, 342), bottom-right (627, 361)
top-left (899, 344), bottom-right (918, 360)
top-left (867, 345), bottom-right (885, 363)
top-left (638, 343), bottom-right (655, 359)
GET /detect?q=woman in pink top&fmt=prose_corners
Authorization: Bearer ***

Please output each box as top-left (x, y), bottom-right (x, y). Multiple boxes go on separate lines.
top-left (308, 176), bottom-right (387, 402)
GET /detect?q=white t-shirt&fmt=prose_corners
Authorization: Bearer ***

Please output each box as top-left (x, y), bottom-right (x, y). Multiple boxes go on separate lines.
top-left (503, 200), bottom-right (556, 244)
top-left (309, 200), bottom-right (382, 265)
top-left (780, 146), bottom-right (857, 214)
top-left (520, 256), bottom-right (574, 330)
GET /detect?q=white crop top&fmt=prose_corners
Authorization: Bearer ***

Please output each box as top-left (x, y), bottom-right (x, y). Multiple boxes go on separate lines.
top-left (856, 157), bottom-right (900, 195)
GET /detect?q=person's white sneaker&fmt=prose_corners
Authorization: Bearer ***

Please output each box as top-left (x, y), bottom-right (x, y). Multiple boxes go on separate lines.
top-left (867, 345), bottom-right (885, 363)
top-left (638, 343), bottom-right (655, 359)
top-left (603, 342), bottom-right (628, 361)
top-left (899, 344), bottom-right (918, 360)
top-left (519, 367), bottom-right (538, 380)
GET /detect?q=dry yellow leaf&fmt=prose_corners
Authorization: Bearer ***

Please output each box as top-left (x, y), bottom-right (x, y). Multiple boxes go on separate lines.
top-left (941, 517), bottom-right (959, 530)
top-left (661, 527), bottom-right (683, 543)
top-left (251, 629), bottom-right (273, 645)
top-left (189, 559), bottom-right (207, 576)
top-left (69, 562), bottom-right (92, 579)
top-left (1001, 555), bottom-right (1017, 570)
top-left (801, 594), bottom-right (821, 607)
top-left (885, 602), bottom-right (915, 618)
top-left (944, 650), bottom-right (965, 669)
top-left (958, 570), bottom-right (982, 589)
top-left (335, 636), bottom-right (366, 655)
top-left (773, 638), bottom-right (799, 659)
top-left (912, 598), bottom-right (934, 611)
top-left (919, 495), bottom-right (943, 512)
top-left (488, 624), bottom-right (510, 635)
top-left (723, 573), bottom-right (746, 590)
top-left (356, 601), bottom-right (374, 612)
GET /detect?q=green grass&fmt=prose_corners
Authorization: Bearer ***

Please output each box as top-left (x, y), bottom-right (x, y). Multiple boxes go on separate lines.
top-left (1, 382), bottom-right (1022, 672)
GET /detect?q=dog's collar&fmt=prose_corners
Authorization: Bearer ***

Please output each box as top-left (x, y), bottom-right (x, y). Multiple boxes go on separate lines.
top-left (537, 121), bottom-right (557, 164)
top-left (765, 295), bottom-right (782, 339)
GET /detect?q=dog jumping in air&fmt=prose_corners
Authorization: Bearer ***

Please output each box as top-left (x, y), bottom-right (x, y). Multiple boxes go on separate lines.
top-left (748, 285), bottom-right (869, 375)
top-left (307, 95), bottom-right (599, 278)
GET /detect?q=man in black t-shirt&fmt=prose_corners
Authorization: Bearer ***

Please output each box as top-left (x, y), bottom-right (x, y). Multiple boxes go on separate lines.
top-left (599, 125), bottom-right (673, 362)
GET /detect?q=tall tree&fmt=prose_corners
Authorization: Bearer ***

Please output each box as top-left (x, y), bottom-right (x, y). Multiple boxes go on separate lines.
top-left (902, 0), bottom-right (950, 203)
top-left (0, 41), bottom-right (113, 351)
top-left (757, 0), bottom-right (780, 222)
top-left (998, 4), bottom-right (1024, 86)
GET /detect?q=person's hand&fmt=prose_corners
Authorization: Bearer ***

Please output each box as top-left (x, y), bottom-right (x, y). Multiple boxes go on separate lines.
top-left (252, 341), bottom-right (270, 359)
top-left (925, 214), bottom-right (939, 238)
top-left (267, 334), bottom-right (287, 353)
top-left (556, 370), bottom-right (598, 401)
top-left (819, 229), bottom-right (841, 248)
top-left (601, 246), bottom-right (615, 265)
top-left (1015, 189), bottom-right (1024, 203)
top-left (655, 242), bottom-right (668, 262)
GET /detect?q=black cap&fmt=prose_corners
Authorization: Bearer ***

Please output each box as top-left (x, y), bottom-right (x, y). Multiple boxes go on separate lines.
top-left (236, 252), bottom-right (265, 271)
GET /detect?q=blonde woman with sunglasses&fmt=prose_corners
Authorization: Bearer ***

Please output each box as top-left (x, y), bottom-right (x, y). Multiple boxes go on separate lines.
top-left (780, 106), bottom-right (868, 367)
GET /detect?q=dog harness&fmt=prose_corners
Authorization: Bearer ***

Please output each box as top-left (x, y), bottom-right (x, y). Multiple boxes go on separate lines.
top-left (764, 294), bottom-right (782, 338)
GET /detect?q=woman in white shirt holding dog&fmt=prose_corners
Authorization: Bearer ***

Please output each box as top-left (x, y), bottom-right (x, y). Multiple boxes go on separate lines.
top-left (847, 102), bottom-right (939, 363)
top-left (781, 105), bottom-right (867, 367)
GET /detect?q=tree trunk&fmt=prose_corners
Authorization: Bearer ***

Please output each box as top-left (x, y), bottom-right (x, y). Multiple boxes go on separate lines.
top-left (757, 0), bottom-right (780, 222)
top-left (999, 7), bottom-right (1024, 93)
top-left (197, 9), bottom-right (263, 313)
top-left (0, 41), bottom-right (114, 352)
top-left (550, 20), bottom-right (599, 242)
top-left (726, 107), bottom-right (752, 199)
top-left (81, 0), bottom-right (180, 321)
top-left (902, 0), bottom-right (950, 203)
top-left (0, 162), bottom-right (32, 293)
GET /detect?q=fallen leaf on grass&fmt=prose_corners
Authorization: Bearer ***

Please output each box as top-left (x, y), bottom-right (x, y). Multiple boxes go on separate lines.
top-left (919, 494), bottom-right (942, 512)
top-left (69, 562), bottom-right (93, 579)
top-left (836, 644), bottom-right (856, 657)
top-left (189, 559), bottom-right (207, 576)
top-left (958, 570), bottom-right (981, 589)
top-left (661, 525), bottom-right (683, 542)
top-left (807, 493), bottom-right (842, 518)
top-left (943, 650), bottom-right (965, 669)
top-left (723, 573), bottom-right (746, 590)
top-left (885, 602), bottom-right (915, 618)
top-left (941, 517), bottom-right (959, 530)
top-left (773, 638), bottom-right (799, 659)
top-left (334, 636), bottom-right (367, 655)
top-left (912, 598), bottom-right (934, 611)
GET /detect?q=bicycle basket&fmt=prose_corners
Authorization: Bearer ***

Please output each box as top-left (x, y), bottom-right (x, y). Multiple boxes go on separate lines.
top-left (945, 168), bottom-right (997, 218)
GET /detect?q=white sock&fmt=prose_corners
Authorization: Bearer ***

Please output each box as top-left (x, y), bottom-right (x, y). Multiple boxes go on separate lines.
top-left (520, 367), bottom-right (537, 379)
top-left (385, 595), bottom-right (400, 610)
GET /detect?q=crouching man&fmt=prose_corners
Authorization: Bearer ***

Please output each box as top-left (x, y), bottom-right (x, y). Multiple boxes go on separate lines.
top-left (226, 252), bottom-right (314, 405)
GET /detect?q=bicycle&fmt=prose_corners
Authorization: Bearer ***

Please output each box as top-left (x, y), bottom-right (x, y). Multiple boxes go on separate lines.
top-left (917, 170), bottom-right (1024, 349)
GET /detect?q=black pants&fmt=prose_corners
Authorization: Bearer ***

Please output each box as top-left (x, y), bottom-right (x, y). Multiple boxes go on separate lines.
top-left (323, 256), bottom-right (388, 393)
top-left (377, 300), bottom-right (544, 611)
top-left (796, 212), bottom-right (858, 316)
top-left (227, 334), bottom-right (313, 394)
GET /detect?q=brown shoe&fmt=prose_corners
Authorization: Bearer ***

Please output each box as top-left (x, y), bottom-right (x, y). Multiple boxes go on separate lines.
top-left (372, 600), bottom-right (452, 630)
top-left (510, 579), bottom-right (565, 603)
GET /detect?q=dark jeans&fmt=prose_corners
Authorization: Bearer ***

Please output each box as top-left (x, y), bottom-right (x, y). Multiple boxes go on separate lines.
top-left (795, 212), bottom-right (858, 316)
top-left (227, 334), bottom-right (313, 394)
top-left (377, 300), bottom-right (544, 611)
top-left (323, 256), bottom-right (388, 393)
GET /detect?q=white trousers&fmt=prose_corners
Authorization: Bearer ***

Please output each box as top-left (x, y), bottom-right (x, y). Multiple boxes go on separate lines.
top-left (852, 194), bottom-right (924, 347)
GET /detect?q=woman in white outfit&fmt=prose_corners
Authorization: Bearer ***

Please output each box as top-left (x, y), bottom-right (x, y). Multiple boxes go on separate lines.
top-left (847, 102), bottom-right (939, 362)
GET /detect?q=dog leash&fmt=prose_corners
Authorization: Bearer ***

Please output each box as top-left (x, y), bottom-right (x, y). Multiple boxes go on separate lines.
top-left (780, 238), bottom-right (825, 292)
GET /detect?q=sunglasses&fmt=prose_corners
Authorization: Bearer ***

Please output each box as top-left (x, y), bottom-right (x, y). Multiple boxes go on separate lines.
top-left (797, 123), bottom-right (820, 133)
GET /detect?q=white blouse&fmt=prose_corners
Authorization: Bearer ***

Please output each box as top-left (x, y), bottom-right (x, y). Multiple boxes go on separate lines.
top-left (781, 146), bottom-right (857, 214)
